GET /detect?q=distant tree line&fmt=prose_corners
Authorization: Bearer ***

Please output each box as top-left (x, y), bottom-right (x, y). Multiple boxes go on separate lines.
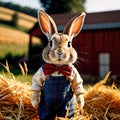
top-left (0, 0), bottom-right (86, 16)
top-left (0, 1), bottom-right (38, 17)
top-left (40, 0), bottom-right (86, 14)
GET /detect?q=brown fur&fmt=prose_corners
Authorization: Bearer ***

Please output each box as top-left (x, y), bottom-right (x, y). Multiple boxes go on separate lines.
top-left (38, 10), bottom-right (86, 66)
top-left (42, 33), bottom-right (77, 66)
top-left (31, 10), bottom-right (86, 109)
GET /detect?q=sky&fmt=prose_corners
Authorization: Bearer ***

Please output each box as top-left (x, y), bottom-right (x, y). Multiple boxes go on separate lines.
top-left (0, 0), bottom-right (120, 13)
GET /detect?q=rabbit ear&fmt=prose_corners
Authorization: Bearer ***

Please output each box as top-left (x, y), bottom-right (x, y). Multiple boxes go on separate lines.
top-left (38, 10), bottom-right (58, 39)
top-left (63, 12), bottom-right (86, 39)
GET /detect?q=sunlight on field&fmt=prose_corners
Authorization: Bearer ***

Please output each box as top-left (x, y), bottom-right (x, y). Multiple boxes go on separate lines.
top-left (0, 26), bottom-right (29, 44)
top-left (0, 6), bottom-right (15, 14)
top-left (0, 6), bottom-right (40, 45)
top-left (0, 25), bottom-right (41, 59)
top-left (17, 12), bottom-right (37, 29)
top-left (0, 6), bottom-right (37, 29)
top-left (0, 12), bottom-right (12, 21)
top-left (0, 6), bottom-right (37, 22)
top-left (18, 12), bottom-right (37, 22)
top-left (18, 18), bottom-right (35, 29)
top-left (0, 25), bottom-right (40, 44)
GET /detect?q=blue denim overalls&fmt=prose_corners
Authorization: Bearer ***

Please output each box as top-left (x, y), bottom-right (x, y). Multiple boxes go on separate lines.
top-left (38, 65), bottom-right (74, 120)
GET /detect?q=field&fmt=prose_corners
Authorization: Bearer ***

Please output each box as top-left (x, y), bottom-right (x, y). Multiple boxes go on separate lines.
top-left (0, 6), bottom-right (37, 29)
top-left (0, 25), bottom-right (29, 44)
top-left (0, 6), bottom-right (40, 44)
top-left (0, 7), bottom-right (40, 80)
top-left (0, 7), bottom-right (41, 58)
top-left (0, 24), bottom-right (30, 60)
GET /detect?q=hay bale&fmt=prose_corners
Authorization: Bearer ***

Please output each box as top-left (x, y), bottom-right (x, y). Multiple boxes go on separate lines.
top-left (83, 72), bottom-right (120, 120)
top-left (0, 75), bottom-right (38, 120)
top-left (0, 72), bottom-right (120, 120)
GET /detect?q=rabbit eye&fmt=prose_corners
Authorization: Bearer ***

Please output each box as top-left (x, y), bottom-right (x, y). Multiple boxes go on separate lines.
top-left (49, 40), bottom-right (52, 47)
top-left (68, 41), bottom-right (71, 47)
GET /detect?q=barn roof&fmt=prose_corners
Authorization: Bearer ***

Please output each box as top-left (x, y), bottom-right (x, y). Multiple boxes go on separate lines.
top-left (29, 10), bottom-right (120, 35)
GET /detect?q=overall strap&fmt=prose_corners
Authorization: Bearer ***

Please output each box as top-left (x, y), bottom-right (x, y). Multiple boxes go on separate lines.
top-left (41, 64), bottom-right (44, 71)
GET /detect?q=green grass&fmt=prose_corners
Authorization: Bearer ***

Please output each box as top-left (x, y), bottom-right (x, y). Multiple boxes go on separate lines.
top-left (0, 71), bottom-right (33, 85)
top-left (0, 43), bottom-right (28, 59)
top-left (0, 67), bottom-right (35, 85)
top-left (0, 42), bottom-right (32, 84)
top-left (0, 23), bottom-right (15, 29)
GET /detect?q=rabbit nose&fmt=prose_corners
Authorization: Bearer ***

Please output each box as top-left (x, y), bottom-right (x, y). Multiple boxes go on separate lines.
top-left (56, 48), bottom-right (64, 55)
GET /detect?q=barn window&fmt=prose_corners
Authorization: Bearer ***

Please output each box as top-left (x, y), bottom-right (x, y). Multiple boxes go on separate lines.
top-left (99, 53), bottom-right (110, 79)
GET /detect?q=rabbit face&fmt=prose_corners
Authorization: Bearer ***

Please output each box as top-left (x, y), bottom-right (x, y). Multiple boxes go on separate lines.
top-left (38, 10), bottom-right (86, 66)
top-left (42, 33), bottom-right (77, 65)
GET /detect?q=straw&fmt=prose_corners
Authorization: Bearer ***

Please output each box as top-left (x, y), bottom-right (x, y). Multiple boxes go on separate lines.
top-left (0, 75), bottom-right (38, 120)
top-left (0, 71), bottom-right (120, 120)
top-left (83, 72), bottom-right (120, 120)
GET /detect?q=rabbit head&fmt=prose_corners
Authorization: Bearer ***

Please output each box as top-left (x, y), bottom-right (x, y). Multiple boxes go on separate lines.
top-left (38, 10), bottom-right (86, 66)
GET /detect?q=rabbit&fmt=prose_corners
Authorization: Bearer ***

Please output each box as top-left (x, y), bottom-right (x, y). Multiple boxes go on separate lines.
top-left (31, 10), bottom-right (86, 120)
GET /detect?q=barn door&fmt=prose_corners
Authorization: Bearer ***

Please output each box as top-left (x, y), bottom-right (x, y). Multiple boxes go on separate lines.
top-left (99, 53), bottom-right (110, 79)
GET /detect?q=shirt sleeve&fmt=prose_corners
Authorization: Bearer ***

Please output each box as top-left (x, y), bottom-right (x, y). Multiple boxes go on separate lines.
top-left (71, 66), bottom-right (85, 95)
top-left (31, 67), bottom-right (46, 91)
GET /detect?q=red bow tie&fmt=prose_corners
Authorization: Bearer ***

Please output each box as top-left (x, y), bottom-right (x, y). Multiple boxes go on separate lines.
top-left (43, 64), bottom-right (72, 76)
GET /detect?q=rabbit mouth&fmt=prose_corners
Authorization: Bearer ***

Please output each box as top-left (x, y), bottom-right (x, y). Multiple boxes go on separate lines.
top-left (58, 54), bottom-right (63, 60)
top-left (55, 50), bottom-right (64, 60)
top-left (58, 57), bottom-right (63, 61)
top-left (56, 56), bottom-right (64, 61)
top-left (58, 57), bottom-right (61, 60)
top-left (55, 53), bottom-right (70, 63)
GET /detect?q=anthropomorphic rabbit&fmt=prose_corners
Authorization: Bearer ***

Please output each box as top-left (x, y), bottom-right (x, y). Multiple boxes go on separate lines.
top-left (31, 10), bottom-right (86, 120)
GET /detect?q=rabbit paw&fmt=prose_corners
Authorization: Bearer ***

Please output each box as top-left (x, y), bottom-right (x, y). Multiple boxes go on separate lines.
top-left (76, 95), bottom-right (84, 109)
top-left (31, 98), bottom-right (40, 108)
top-left (31, 91), bottom-right (40, 108)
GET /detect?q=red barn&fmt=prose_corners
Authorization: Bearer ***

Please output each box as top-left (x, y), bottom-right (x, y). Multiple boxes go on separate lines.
top-left (28, 10), bottom-right (120, 79)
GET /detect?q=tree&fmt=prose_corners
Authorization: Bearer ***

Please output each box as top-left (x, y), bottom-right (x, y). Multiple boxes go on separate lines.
top-left (0, 1), bottom-right (37, 17)
top-left (39, 0), bottom-right (86, 14)
top-left (12, 12), bottom-right (18, 26)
